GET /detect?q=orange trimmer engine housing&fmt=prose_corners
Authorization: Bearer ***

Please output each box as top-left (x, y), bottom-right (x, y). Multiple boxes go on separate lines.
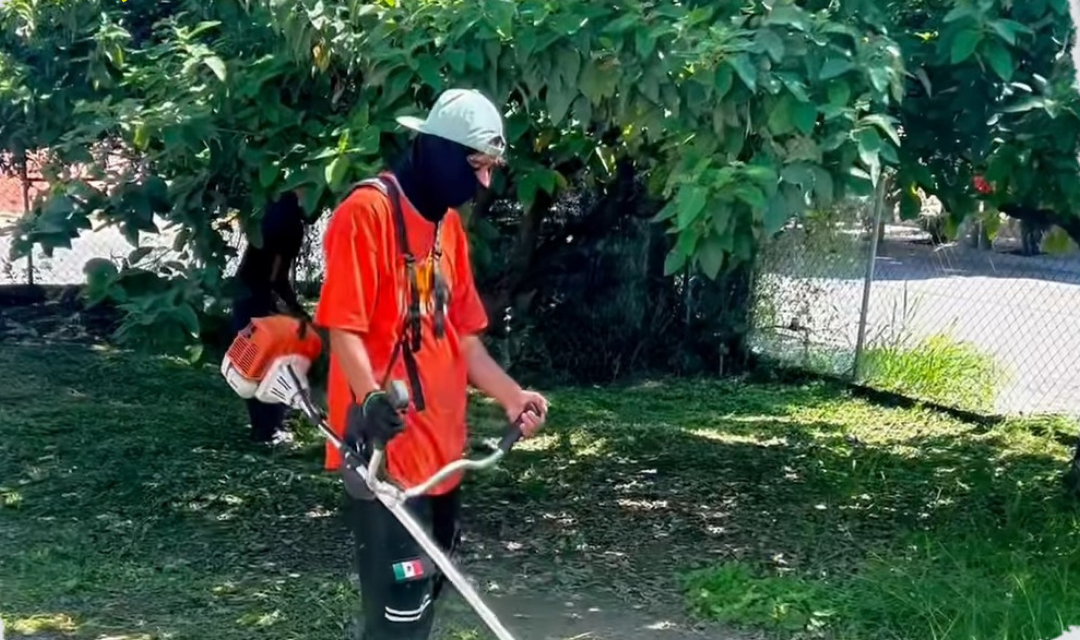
top-left (221, 315), bottom-right (323, 400)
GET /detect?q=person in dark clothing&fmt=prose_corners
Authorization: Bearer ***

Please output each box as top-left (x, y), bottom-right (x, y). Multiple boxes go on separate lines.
top-left (231, 189), bottom-right (312, 443)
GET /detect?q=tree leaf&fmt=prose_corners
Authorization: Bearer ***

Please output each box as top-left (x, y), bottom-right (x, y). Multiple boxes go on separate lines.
top-left (792, 101), bottom-right (817, 135)
top-left (127, 246), bottom-right (154, 265)
top-left (635, 27), bottom-right (657, 58)
top-left (756, 29), bottom-right (785, 63)
top-left (259, 163), bottom-right (278, 189)
top-left (989, 19), bottom-right (1031, 45)
top-left (763, 194), bottom-right (791, 233)
top-left (664, 249), bottom-right (687, 276)
top-left (715, 65), bottom-right (734, 99)
top-left (781, 162), bottom-right (814, 188)
top-left (943, 6), bottom-right (977, 22)
top-left (819, 57), bottom-right (855, 81)
top-left (557, 48), bottom-right (582, 87)
top-left (174, 303), bottom-right (201, 336)
top-left (728, 54), bottom-right (757, 91)
top-left (1001, 96), bottom-right (1048, 113)
top-left (676, 226), bottom-right (698, 258)
top-left (914, 67), bottom-right (933, 97)
top-left (984, 39), bottom-right (1014, 81)
top-left (417, 54), bottom-right (443, 88)
top-left (203, 56), bottom-right (227, 82)
top-left (547, 84), bottom-right (574, 126)
top-left (950, 29), bottom-right (982, 64)
top-left (764, 5), bottom-right (809, 30)
top-left (899, 186), bottom-right (922, 220)
top-left (446, 49), bottom-right (466, 74)
top-left (517, 171), bottom-right (542, 209)
top-left (603, 13), bottom-right (639, 34)
top-left (859, 114), bottom-right (902, 147)
top-left (697, 233), bottom-right (726, 279)
top-left (1042, 227), bottom-right (1075, 255)
top-left (579, 59), bottom-right (618, 104)
top-left (767, 95), bottom-right (795, 135)
top-left (827, 79), bottom-right (851, 106)
top-left (733, 183), bottom-right (766, 211)
top-left (856, 127), bottom-right (882, 164)
top-left (677, 185), bottom-right (708, 230)
top-left (325, 155), bottom-right (348, 190)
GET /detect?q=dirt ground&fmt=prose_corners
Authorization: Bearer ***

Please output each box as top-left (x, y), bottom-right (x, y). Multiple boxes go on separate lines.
top-left (433, 581), bottom-right (740, 640)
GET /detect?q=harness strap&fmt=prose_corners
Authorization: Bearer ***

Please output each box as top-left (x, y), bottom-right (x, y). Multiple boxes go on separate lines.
top-left (344, 176), bottom-right (443, 413)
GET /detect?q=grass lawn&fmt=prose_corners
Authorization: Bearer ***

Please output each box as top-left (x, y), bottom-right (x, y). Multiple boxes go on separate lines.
top-left (2, 340), bottom-right (1079, 640)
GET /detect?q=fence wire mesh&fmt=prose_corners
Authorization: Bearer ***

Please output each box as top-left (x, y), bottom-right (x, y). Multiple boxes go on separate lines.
top-left (5, 150), bottom-right (1080, 419)
top-left (751, 193), bottom-right (1080, 417)
top-left (0, 154), bottom-right (337, 288)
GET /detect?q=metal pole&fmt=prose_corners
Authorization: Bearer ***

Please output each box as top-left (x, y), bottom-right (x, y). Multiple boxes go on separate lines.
top-left (19, 151), bottom-right (33, 286)
top-left (853, 175), bottom-right (887, 381)
top-left (276, 368), bottom-right (520, 640)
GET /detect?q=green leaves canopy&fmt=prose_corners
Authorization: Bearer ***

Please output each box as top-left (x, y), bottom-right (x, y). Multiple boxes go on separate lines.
top-left (2, 0), bottom-right (905, 347)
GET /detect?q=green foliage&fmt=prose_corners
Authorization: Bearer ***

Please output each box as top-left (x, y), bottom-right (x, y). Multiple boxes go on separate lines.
top-left (861, 333), bottom-right (1008, 412)
top-left (874, 0), bottom-right (1080, 235)
top-left (0, 0), bottom-right (903, 352)
top-left (684, 561), bottom-right (839, 634)
top-left (6, 0), bottom-right (1079, 366)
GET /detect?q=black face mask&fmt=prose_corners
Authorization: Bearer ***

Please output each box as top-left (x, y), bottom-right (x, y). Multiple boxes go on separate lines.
top-left (392, 133), bottom-right (480, 223)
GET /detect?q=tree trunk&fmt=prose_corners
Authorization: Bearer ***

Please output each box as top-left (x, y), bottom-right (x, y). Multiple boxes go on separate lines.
top-left (481, 190), bottom-right (551, 330)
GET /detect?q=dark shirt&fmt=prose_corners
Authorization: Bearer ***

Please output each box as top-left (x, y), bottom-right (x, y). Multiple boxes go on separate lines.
top-left (237, 192), bottom-right (306, 300)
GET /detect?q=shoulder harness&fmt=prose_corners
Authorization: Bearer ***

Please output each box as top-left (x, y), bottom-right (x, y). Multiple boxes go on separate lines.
top-left (347, 176), bottom-right (450, 412)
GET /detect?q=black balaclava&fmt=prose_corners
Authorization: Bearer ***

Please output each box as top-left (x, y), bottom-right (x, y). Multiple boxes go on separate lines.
top-left (393, 132), bottom-right (480, 223)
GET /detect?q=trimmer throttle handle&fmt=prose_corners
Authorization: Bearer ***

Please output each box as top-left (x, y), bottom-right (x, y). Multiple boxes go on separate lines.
top-left (499, 402), bottom-right (543, 453)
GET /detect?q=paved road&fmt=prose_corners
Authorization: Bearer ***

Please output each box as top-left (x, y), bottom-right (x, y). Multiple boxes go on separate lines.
top-left (755, 233), bottom-right (1080, 416)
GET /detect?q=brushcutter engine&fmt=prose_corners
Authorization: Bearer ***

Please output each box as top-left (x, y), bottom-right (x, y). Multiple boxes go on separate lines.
top-left (220, 315), bottom-right (410, 420)
top-left (220, 315), bottom-right (325, 416)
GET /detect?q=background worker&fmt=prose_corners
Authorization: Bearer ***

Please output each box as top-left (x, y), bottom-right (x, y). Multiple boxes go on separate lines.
top-left (230, 188), bottom-right (313, 444)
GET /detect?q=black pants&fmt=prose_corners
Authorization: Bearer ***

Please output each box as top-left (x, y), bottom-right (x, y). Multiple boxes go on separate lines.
top-left (229, 291), bottom-right (286, 442)
top-left (344, 488), bottom-right (461, 640)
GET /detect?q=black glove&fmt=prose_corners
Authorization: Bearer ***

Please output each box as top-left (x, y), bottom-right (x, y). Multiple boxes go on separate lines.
top-left (345, 390), bottom-right (405, 451)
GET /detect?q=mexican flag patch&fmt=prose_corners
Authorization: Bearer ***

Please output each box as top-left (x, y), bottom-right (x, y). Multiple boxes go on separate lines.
top-left (392, 559), bottom-right (425, 582)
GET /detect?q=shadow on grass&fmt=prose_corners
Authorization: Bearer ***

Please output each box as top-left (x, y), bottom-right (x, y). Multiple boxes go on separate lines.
top-left (1, 343), bottom-right (1077, 640)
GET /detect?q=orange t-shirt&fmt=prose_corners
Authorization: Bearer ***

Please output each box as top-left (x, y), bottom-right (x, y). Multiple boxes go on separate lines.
top-left (314, 173), bottom-right (489, 495)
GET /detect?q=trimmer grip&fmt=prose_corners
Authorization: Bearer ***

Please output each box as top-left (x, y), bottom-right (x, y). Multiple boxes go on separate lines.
top-left (499, 402), bottom-right (543, 453)
top-left (498, 425), bottom-right (523, 453)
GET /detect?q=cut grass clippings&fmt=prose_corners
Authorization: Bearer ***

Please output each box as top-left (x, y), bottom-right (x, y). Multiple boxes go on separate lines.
top-left (1, 341), bottom-right (1079, 640)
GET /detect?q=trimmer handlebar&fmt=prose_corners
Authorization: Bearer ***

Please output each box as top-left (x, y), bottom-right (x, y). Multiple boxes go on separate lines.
top-left (351, 379), bottom-right (535, 502)
top-left (223, 324), bottom-right (525, 640)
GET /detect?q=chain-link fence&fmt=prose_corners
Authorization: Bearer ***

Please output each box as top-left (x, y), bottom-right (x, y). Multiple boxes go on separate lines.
top-left (750, 191), bottom-right (1080, 417)
top-left (8, 149), bottom-right (1079, 419)
top-left (0, 153), bottom-right (302, 287)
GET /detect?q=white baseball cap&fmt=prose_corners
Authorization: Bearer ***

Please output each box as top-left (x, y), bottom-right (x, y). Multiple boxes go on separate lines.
top-left (396, 88), bottom-right (507, 159)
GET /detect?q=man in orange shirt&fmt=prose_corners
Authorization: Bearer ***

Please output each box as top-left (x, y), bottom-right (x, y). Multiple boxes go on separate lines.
top-left (314, 88), bottom-right (548, 639)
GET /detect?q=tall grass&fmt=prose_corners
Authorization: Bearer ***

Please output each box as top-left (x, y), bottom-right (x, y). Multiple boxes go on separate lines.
top-left (860, 333), bottom-right (1008, 413)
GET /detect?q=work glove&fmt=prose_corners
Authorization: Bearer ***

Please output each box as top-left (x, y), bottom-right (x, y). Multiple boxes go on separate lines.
top-left (345, 390), bottom-right (406, 451)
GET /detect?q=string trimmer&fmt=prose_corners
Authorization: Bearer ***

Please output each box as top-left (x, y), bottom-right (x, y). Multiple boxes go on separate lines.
top-left (220, 315), bottom-right (526, 640)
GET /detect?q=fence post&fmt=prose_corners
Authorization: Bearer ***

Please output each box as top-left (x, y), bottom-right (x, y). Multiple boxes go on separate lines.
top-left (18, 150), bottom-right (33, 286)
top-left (853, 175), bottom-right (887, 382)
